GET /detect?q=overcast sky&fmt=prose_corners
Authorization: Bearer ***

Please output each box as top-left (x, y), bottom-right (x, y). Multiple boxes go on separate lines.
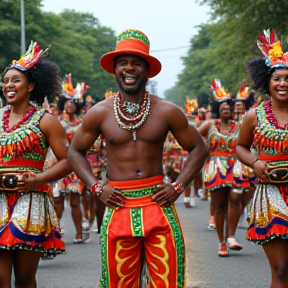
top-left (41, 0), bottom-right (211, 98)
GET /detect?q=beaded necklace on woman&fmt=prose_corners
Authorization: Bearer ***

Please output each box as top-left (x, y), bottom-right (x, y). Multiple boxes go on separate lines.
top-left (214, 119), bottom-right (236, 134)
top-left (113, 91), bottom-right (151, 141)
top-left (2, 105), bottom-right (37, 133)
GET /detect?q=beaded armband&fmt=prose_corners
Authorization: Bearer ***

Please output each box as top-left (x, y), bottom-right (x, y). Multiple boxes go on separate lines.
top-left (171, 182), bottom-right (184, 194)
top-left (90, 182), bottom-right (103, 196)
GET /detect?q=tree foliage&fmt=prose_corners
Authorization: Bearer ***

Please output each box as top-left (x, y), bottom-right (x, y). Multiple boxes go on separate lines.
top-left (166, 0), bottom-right (288, 106)
top-left (0, 0), bottom-right (118, 101)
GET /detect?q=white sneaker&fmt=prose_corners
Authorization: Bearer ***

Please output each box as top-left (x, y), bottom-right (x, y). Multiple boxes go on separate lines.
top-left (60, 227), bottom-right (65, 235)
top-left (189, 197), bottom-right (196, 207)
top-left (227, 237), bottom-right (243, 251)
top-left (183, 197), bottom-right (190, 204)
top-left (82, 220), bottom-right (90, 231)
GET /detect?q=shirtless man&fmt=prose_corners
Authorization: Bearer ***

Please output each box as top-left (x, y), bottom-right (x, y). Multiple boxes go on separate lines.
top-left (68, 28), bottom-right (208, 288)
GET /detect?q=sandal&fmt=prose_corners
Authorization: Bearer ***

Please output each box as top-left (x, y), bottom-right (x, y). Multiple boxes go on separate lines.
top-left (218, 242), bottom-right (229, 257)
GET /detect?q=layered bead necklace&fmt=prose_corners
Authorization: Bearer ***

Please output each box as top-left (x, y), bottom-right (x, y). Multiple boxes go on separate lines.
top-left (2, 106), bottom-right (37, 133)
top-left (215, 119), bottom-right (235, 134)
top-left (113, 91), bottom-right (151, 141)
top-left (265, 99), bottom-right (288, 130)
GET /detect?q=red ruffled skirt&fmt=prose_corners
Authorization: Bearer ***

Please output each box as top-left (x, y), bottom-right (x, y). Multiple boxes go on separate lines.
top-left (0, 189), bottom-right (65, 257)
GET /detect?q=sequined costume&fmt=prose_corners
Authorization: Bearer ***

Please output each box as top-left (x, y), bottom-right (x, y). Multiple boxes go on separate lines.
top-left (203, 120), bottom-right (250, 191)
top-left (100, 176), bottom-right (185, 288)
top-left (59, 118), bottom-right (85, 194)
top-left (0, 107), bottom-right (65, 256)
top-left (87, 135), bottom-right (107, 180)
top-left (163, 135), bottom-right (187, 183)
top-left (247, 100), bottom-right (288, 244)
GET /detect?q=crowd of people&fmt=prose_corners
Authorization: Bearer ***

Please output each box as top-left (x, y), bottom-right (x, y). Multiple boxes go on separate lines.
top-left (0, 27), bottom-right (288, 288)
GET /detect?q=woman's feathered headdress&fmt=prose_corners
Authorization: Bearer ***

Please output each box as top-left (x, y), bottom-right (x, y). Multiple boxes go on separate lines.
top-left (235, 80), bottom-right (250, 101)
top-left (257, 29), bottom-right (288, 68)
top-left (210, 78), bottom-right (230, 102)
top-left (184, 97), bottom-right (198, 115)
top-left (62, 74), bottom-right (76, 99)
top-left (10, 41), bottom-right (49, 71)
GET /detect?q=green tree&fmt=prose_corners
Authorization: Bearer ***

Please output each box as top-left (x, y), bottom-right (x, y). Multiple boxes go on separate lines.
top-left (166, 1), bottom-right (288, 104)
top-left (0, 1), bottom-right (118, 101)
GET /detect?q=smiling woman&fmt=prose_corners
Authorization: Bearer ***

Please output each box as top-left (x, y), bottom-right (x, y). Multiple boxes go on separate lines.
top-left (236, 29), bottom-right (288, 288)
top-left (0, 41), bottom-right (72, 288)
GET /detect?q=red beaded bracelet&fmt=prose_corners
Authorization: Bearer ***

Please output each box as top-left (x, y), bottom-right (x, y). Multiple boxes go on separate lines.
top-left (171, 182), bottom-right (184, 194)
top-left (90, 182), bottom-right (103, 196)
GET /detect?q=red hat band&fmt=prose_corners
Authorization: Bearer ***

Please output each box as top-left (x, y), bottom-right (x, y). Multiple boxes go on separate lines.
top-left (116, 39), bottom-right (149, 54)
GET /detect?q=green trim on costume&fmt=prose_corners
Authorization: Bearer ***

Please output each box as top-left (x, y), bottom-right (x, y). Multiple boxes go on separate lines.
top-left (162, 206), bottom-right (185, 287)
top-left (99, 208), bottom-right (114, 288)
top-left (131, 208), bottom-right (144, 237)
top-left (119, 187), bottom-right (153, 198)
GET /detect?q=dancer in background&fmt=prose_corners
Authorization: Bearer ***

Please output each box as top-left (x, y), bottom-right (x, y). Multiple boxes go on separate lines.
top-left (236, 29), bottom-right (288, 288)
top-left (57, 75), bottom-right (89, 243)
top-left (233, 80), bottom-right (257, 228)
top-left (198, 78), bottom-right (248, 256)
top-left (85, 96), bottom-right (107, 233)
top-left (0, 41), bottom-right (71, 287)
top-left (182, 98), bottom-right (200, 207)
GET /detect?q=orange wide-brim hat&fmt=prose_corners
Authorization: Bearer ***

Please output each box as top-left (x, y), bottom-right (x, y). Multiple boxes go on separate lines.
top-left (100, 29), bottom-right (162, 78)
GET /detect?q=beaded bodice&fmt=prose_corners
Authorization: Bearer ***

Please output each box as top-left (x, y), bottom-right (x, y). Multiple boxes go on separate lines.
top-left (253, 100), bottom-right (288, 162)
top-left (207, 120), bottom-right (237, 155)
top-left (0, 107), bottom-right (47, 171)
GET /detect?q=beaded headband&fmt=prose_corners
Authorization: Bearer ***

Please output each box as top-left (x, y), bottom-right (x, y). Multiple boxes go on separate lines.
top-left (10, 41), bottom-right (49, 71)
top-left (116, 29), bottom-right (150, 46)
top-left (257, 29), bottom-right (288, 68)
top-left (210, 78), bottom-right (230, 102)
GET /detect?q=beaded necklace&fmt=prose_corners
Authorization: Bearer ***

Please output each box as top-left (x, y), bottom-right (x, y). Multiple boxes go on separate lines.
top-left (265, 99), bottom-right (288, 129)
top-left (113, 91), bottom-right (151, 141)
top-left (215, 119), bottom-right (235, 134)
top-left (2, 106), bottom-right (37, 133)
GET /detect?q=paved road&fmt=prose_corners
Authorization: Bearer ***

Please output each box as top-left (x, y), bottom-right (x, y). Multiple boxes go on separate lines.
top-left (34, 196), bottom-right (271, 288)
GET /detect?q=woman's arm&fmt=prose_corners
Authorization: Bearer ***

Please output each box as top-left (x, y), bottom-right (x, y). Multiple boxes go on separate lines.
top-left (39, 113), bottom-right (72, 182)
top-left (235, 109), bottom-right (257, 167)
top-left (236, 109), bottom-right (268, 181)
top-left (197, 120), bottom-right (213, 138)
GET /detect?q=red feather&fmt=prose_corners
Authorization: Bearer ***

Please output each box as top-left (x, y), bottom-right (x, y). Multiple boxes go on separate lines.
top-left (239, 80), bottom-right (246, 93)
top-left (270, 30), bottom-right (276, 44)
top-left (258, 34), bottom-right (268, 46)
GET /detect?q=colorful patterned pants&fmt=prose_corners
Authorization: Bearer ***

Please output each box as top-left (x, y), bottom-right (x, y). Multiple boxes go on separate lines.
top-left (100, 176), bottom-right (185, 288)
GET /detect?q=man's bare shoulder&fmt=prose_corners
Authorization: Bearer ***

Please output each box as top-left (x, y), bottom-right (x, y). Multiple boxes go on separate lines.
top-left (151, 95), bottom-right (182, 113)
